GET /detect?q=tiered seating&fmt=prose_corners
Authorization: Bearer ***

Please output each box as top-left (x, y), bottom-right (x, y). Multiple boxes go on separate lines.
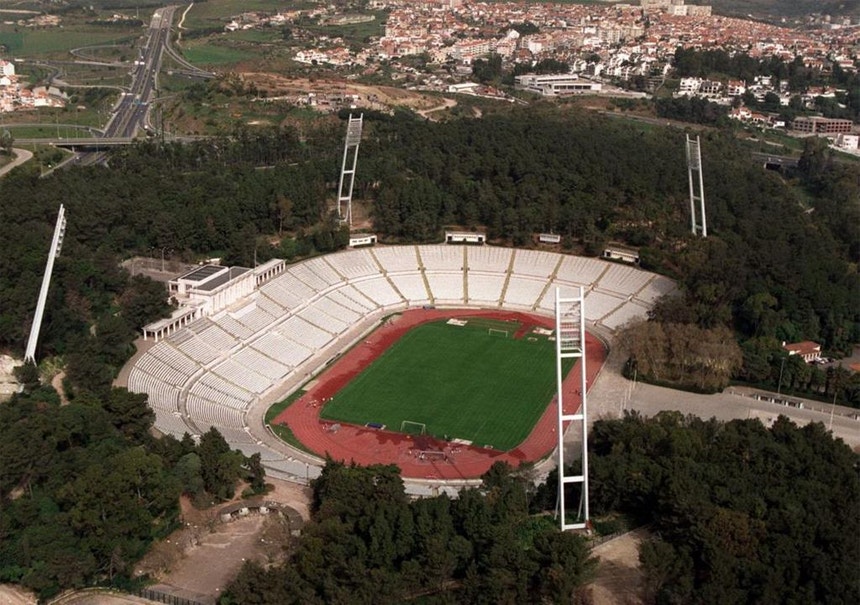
top-left (634, 275), bottom-right (677, 305)
top-left (232, 347), bottom-right (290, 381)
top-left (512, 249), bottom-right (558, 278)
top-left (351, 276), bottom-right (404, 307)
top-left (216, 314), bottom-right (255, 340)
top-left (186, 394), bottom-right (245, 429)
top-left (327, 288), bottom-right (376, 314)
top-left (191, 372), bottom-right (254, 409)
top-left (176, 334), bottom-right (219, 365)
top-left (583, 291), bottom-right (625, 321)
top-left (467, 246), bottom-right (513, 273)
top-left (555, 255), bottom-right (606, 286)
top-left (289, 263), bottom-right (331, 292)
top-left (388, 273), bottom-right (429, 303)
top-left (213, 358), bottom-right (271, 394)
top-left (153, 413), bottom-right (194, 439)
top-left (467, 273), bottom-right (505, 305)
top-left (503, 276), bottom-right (546, 308)
top-left (298, 306), bottom-right (348, 335)
top-left (128, 367), bottom-right (182, 411)
top-left (303, 257), bottom-right (343, 286)
top-left (217, 427), bottom-right (257, 445)
top-left (195, 323), bottom-right (239, 353)
top-left (373, 246), bottom-right (420, 273)
top-left (251, 332), bottom-right (312, 368)
top-left (596, 264), bottom-right (652, 296)
top-left (601, 300), bottom-right (650, 331)
top-left (259, 281), bottom-right (304, 309)
top-left (149, 341), bottom-right (199, 381)
top-left (325, 249), bottom-right (379, 279)
top-left (418, 245), bottom-right (463, 271)
top-left (232, 303), bottom-right (277, 333)
top-left (277, 316), bottom-right (332, 350)
top-left (425, 272), bottom-right (464, 303)
top-left (315, 296), bottom-right (362, 325)
top-left (253, 294), bottom-right (287, 318)
top-left (535, 283), bottom-right (586, 313)
top-left (277, 273), bottom-right (319, 300)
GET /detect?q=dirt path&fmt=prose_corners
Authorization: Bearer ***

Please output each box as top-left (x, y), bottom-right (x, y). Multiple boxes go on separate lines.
top-left (0, 148), bottom-right (34, 178)
top-left (51, 370), bottom-right (69, 405)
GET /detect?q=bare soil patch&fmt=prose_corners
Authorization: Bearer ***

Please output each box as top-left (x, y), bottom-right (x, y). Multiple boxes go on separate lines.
top-left (133, 478), bottom-right (311, 602)
top-left (0, 584), bottom-right (36, 605)
top-left (589, 528), bottom-right (649, 605)
top-left (240, 72), bottom-right (444, 111)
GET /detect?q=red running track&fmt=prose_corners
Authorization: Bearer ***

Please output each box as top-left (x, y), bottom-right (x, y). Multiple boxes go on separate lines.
top-left (273, 308), bottom-right (606, 480)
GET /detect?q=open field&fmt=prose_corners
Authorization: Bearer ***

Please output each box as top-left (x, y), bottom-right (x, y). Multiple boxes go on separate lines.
top-left (181, 41), bottom-right (258, 66)
top-left (0, 27), bottom-right (137, 56)
top-left (182, 0), bottom-right (290, 32)
top-left (320, 319), bottom-right (572, 451)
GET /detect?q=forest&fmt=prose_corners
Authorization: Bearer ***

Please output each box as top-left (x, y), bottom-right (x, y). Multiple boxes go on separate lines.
top-left (222, 460), bottom-right (596, 604)
top-left (221, 413), bottom-right (859, 605)
top-left (589, 412), bottom-right (860, 604)
top-left (0, 106), bottom-right (857, 402)
top-left (0, 384), bottom-right (264, 599)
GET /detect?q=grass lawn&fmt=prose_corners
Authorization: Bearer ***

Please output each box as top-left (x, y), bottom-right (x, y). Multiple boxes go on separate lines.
top-left (181, 42), bottom-right (258, 66)
top-left (321, 320), bottom-right (573, 451)
top-left (0, 27), bottom-right (136, 56)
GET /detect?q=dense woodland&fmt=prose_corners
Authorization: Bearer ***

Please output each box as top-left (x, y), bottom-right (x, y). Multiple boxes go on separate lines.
top-left (0, 106), bottom-right (857, 401)
top-left (222, 414), bottom-right (859, 605)
top-left (589, 412), bottom-right (860, 604)
top-left (0, 385), bottom-right (263, 599)
top-left (223, 460), bottom-right (596, 604)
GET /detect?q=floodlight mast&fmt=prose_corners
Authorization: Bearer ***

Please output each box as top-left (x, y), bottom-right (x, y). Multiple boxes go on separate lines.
top-left (337, 113), bottom-right (363, 229)
top-left (555, 286), bottom-right (589, 531)
top-left (686, 134), bottom-right (708, 237)
top-left (24, 204), bottom-right (67, 364)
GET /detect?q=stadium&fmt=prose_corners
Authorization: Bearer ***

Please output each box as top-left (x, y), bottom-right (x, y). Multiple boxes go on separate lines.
top-left (125, 245), bottom-right (675, 493)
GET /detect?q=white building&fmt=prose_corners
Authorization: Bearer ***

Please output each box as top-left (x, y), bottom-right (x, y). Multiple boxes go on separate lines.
top-left (515, 74), bottom-right (602, 96)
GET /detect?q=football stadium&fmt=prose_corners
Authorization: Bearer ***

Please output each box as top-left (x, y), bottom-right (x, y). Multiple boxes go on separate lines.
top-left (125, 245), bottom-right (674, 490)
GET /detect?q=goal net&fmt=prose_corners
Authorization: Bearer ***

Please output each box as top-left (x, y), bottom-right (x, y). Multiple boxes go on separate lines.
top-left (400, 420), bottom-right (427, 436)
top-left (488, 328), bottom-right (509, 338)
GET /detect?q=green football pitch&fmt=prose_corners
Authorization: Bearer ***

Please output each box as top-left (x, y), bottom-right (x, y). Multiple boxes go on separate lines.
top-left (320, 319), bottom-right (572, 451)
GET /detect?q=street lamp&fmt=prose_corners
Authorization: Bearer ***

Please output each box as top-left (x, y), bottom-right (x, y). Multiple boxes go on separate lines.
top-left (776, 357), bottom-right (786, 398)
top-left (160, 246), bottom-right (172, 272)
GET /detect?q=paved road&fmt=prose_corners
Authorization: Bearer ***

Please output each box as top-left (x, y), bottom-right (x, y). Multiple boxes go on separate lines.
top-left (583, 342), bottom-right (860, 448)
top-left (0, 148), bottom-right (33, 177)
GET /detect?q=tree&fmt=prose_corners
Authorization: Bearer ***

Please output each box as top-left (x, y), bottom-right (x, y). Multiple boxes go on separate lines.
top-left (0, 129), bottom-right (13, 155)
top-left (198, 427), bottom-right (244, 501)
top-left (119, 275), bottom-right (172, 332)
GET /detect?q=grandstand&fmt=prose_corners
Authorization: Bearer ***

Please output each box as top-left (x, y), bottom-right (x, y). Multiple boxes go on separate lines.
top-left (126, 245), bottom-right (676, 484)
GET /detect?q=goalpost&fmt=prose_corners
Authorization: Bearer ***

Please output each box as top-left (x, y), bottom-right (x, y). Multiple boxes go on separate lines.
top-left (488, 328), bottom-right (509, 338)
top-left (400, 420), bottom-right (427, 436)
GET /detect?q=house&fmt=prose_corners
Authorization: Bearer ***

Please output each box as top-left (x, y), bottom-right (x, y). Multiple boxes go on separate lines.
top-left (783, 341), bottom-right (821, 363)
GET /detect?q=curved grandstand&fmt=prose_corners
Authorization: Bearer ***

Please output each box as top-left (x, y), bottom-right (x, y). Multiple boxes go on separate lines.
top-left (126, 245), bottom-right (675, 493)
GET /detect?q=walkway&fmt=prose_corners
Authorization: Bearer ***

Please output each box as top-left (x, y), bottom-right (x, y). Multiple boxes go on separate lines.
top-left (0, 148), bottom-right (33, 177)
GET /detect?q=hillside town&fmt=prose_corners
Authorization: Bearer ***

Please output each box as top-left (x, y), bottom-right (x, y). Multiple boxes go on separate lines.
top-left (0, 59), bottom-right (66, 112)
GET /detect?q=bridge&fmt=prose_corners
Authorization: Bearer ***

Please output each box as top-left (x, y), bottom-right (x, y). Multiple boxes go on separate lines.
top-left (751, 152), bottom-right (800, 169)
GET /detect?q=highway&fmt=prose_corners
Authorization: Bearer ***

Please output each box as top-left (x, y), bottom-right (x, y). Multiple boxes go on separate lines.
top-left (72, 6), bottom-right (176, 166)
top-left (104, 6), bottom-right (175, 139)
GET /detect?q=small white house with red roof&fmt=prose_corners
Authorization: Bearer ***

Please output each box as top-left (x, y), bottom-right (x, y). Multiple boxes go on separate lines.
top-left (783, 341), bottom-right (821, 363)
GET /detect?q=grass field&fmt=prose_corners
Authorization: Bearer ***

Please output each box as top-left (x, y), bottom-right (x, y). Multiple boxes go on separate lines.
top-left (320, 319), bottom-right (573, 451)
top-left (0, 27), bottom-right (135, 56)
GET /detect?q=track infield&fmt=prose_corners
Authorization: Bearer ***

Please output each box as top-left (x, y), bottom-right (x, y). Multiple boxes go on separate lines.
top-left (320, 319), bottom-right (570, 450)
top-left (272, 309), bottom-right (607, 480)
